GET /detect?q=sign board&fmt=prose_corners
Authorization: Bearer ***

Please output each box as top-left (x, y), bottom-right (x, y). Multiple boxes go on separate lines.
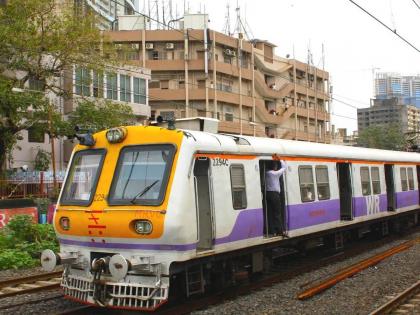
top-left (0, 207), bottom-right (38, 228)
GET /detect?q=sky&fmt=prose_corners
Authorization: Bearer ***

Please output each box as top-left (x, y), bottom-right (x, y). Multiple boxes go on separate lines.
top-left (138, 0), bottom-right (420, 132)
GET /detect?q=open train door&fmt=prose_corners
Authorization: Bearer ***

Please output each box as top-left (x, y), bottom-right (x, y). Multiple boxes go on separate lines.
top-left (193, 158), bottom-right (214, 251)
top-left (385, 164), bottom-right (396, 211)
top-left (337, 162), bottom-right (353, 220)
top-left (259, 160), bottom-right (287, 237)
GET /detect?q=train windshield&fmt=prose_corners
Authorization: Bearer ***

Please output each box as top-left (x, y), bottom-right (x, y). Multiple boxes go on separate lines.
top-left (60, 149), bottom-right (106, 205)
top-left (108, 144), bottom-right (175, 206)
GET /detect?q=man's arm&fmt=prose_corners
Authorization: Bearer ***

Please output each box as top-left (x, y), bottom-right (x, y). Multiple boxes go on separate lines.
top-left (269, 160), bottom-right (287, 177)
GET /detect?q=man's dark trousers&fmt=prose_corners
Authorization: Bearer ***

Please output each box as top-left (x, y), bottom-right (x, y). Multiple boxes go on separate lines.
top-left (266, 191), bottom-right (284, 235)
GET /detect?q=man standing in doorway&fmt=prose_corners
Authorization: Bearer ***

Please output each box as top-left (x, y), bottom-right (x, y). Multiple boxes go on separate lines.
top-left (265, 160), bottom-right (287, 236)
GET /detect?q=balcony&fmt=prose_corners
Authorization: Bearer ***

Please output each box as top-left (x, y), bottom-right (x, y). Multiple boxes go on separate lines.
top-left (254, 72), bottom-right (294, 99)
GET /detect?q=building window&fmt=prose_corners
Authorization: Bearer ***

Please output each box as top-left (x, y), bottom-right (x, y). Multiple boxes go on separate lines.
top-left (93, 71), bottom-right (103, 98)
top-left (407, 167), bottom-right (414, 190)
top-left (400, 167), bottom-right (408, 191)
top-left (160, 80), bottom-right (169, 89)
top-left (27, 127), bottom-right (45, 143)
top-left (75, 67), bottom-right (91, 96)
top-left (106, 72), bottom-right (118, 100)
top-left (133, 77), bottom-right (146, 104)
top-left (224, 105), bottom-right (233, 122)
top-left (230, 164), bottom-right (247, 209)
top-left (315, 166), bottom-right (330, 200)
top-left (28, 76), bottom-right (45, 91)
top-left (371, 167), bottom-right (381, 194)
top-left (224, 55), bottom-right (232, 64)
top-left (360, 167), bottom-right (371, 196)
top-left (298, 166), bottom-right (315, 202)
top-left (120, 74), bottom-right (131, 102)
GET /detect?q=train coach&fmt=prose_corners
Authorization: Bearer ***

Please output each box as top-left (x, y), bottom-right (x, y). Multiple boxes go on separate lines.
top-left (41, 121), bottom-right (420, 311)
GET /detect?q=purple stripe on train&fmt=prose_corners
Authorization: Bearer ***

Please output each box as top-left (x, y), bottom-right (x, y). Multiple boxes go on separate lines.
top-left (287, 199), bottom-right (340, 230)
top-left (59, 208), bottom-right (264, 251)
top-left (59, 237), bottom-right (197, 251)
top-left (353, 194), bottom-right (388, 218)
top-left (396, 190), bottom-right (419, 208)
top-left (59, 192), bottom-right (419, 250)
top-left (214, 208), bottom-right (263, 245)
top-left (287, 191), bottom-right (419, 230)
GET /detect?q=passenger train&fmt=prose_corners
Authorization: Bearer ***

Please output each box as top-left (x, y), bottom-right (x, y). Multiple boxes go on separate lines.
top-left (41, 121), bottom-right (420, 311)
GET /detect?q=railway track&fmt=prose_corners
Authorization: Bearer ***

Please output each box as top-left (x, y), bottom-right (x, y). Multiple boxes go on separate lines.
top-left (369, 280), bottom-right (420, 315)
top-left (0, 271), bottom-right (62, 299)
top-left (297, 237), bottom-right (420, 300)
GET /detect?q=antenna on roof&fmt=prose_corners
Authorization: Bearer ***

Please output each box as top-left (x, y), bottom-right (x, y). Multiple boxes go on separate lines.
top-left (223, 1), bottom-right (232, 36)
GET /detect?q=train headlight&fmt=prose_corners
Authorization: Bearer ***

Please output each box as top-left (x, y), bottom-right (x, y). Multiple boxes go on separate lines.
top-left (106, 127), bottom-right (127, 143)
top-left (133, 220), bottom-right (152, 235)
top-left (59, 217), bottom-right (70, 230)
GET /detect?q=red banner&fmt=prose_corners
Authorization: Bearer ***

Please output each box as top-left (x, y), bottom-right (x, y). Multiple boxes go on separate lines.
top-left (0, 207), bottom-right (38, 228)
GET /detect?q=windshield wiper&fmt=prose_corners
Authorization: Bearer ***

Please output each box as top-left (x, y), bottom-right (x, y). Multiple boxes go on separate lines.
top-left (130, 180), bottom-right (160, 204)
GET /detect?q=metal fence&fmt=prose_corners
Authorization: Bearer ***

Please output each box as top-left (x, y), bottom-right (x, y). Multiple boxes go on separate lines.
top-left (0, 171), bottom-right (64, 199)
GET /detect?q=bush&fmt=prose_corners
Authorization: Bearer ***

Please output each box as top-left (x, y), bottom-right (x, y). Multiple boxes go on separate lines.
top-left (0, 215), bottom-right (59, 270)
top-left (0, 249), bottom-right (36, 270)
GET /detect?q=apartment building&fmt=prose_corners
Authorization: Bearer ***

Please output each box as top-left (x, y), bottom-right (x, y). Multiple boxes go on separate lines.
top-left (74, 0), bottom-right (137, 29)
top-left (106, 14), bottom-right (331, 142)
top-left (357, 97), bottom-right (420, 134)
top-left (375, 72), bottom-right (420, 108)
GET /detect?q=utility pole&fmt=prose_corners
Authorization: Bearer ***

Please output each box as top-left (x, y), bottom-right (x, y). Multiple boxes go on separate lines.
top-left (48, 104), bottom-right (57, 194)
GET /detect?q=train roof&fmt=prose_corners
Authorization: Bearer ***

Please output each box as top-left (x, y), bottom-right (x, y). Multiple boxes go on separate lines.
top-left (184, 129), bottom-right (420, 163)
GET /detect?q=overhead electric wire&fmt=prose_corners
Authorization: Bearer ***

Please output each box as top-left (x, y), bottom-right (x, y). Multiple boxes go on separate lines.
top-left (333, 93), bottom-right (371, 107)
top-left (332, 97), bottom-right (360, 110)
top-left (348, 0), bottom-right (420, 54)
top-left (412, 0), bottom-right (420, 10)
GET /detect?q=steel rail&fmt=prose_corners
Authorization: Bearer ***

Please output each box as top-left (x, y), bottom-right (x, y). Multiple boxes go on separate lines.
top-left (0, 271), bottom-right (63, 299)
top-left (297, 238), bottom-right (419, 300)
top-left (369, 280), bottom-right (420, 315)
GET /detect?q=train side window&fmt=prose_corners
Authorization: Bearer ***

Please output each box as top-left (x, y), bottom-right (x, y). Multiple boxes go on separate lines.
top-left (315, 166), bottom-right (330, 200)
top-left (298, 166), bottom-right (315, 202)
top-left (400, 167), bottom-right (408, 191)
top-left (371, 167), bottom-right (381, 195)
top-left (407, 167), bottom-right (414, 190)
top-left (230, 164), bottom-right (247, 209)
top-left (360, 167), bottom-right (371, 196)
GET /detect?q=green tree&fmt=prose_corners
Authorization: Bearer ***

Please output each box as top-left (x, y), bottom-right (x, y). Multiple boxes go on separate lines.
top-left (0, 76), bottom-right (49, 170)
top-left (357, 124), bottom-right (407, 151)
top-left (64, 100), bottom-right (136, 136)
top-left (0, 0), bottom-right (115, 95)
top-left (33, 148), bottom-right (51, 171)
top-left (0, 0), bottom-right (117, 171)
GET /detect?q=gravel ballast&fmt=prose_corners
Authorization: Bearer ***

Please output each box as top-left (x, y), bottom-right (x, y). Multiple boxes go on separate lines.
top-left (193, 232), bottom-right (420, 315)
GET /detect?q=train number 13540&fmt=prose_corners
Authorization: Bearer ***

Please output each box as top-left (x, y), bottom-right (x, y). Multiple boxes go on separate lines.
top-left (213, 158), bottom-right (229, 167)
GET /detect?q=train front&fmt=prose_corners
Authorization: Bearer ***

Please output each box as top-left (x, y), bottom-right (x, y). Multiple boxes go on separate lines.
top-left (41, 126), bottom-right (184, 310)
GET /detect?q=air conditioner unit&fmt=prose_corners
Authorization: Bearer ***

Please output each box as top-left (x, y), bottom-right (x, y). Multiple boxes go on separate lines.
top-left (224, 49), bottom-right (236, 57)
top-left (165, 43), bottom-right (175, 50)
top-left (115, 43), bottom-right (123, 49)
top-left (131, 43), bottom-right (140, 50)
top-left (145, 43), bottom-right (154, 50)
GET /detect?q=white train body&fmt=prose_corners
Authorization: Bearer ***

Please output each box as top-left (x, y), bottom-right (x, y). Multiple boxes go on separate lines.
top-left (44, 126), bottom-right (420, 310)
